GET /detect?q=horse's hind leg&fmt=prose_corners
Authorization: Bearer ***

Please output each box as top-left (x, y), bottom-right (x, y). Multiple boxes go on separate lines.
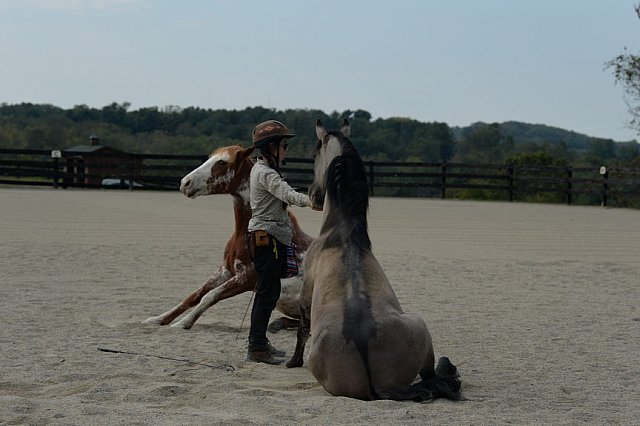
top-left (267, 317), bottom-right (299, 333)
top-left (286, 306), bottom-right (310, 368)
top-left (417, 336), bottom-right (437, 380)
top-left (268, 274), bottom-right (303, 333)
top-left (421, 356), bottom-right (457, 379)
top-left (435, 356), bottom-right (458, 378)
top-left (143, 266), bottom-right (229, 326)
top-left (171, 269), bottom-right (255, 329)
top-left (414, 356), bottom-right (461, 401)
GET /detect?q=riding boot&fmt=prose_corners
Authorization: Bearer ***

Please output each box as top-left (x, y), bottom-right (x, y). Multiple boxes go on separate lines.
top-left (248, 234), bottom-right (286, 359)
top-left (266, 340), bottom-right (286, 357)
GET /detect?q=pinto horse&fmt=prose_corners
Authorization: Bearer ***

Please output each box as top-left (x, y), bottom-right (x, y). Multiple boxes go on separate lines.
top-left (286, 119), bottom-right (461, 402)
top-left (143, 145), bottom-right (313, 330)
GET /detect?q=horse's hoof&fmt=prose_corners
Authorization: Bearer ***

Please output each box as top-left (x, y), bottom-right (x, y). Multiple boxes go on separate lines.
top-left (435, 356), bottom-right (457, 377)
top-left (170, 320), bottom-right (193, 330)
top-left (142, 316), bottom-right (163, 325)
top-left (286, 358), bottom-right (303, 368)
top-left (268, 319), bottom-right (285, 334)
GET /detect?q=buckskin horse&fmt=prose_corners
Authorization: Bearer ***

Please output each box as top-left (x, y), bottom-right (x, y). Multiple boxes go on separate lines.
top-left (143, 144), bottom-right (313, 330)
top-left (286, 119), bottom-right (461, 402)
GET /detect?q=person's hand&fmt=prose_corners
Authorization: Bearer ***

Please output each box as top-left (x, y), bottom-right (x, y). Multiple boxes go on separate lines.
top-left (308, 198), bottom-right (322, 211)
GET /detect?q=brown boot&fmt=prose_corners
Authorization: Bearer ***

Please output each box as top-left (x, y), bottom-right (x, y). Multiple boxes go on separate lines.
top-left (245, 348), bottom-right (284, 365)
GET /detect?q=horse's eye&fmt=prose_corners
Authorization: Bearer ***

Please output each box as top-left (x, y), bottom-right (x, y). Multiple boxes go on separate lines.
top-left (211, 160), bottom-right (229, 176)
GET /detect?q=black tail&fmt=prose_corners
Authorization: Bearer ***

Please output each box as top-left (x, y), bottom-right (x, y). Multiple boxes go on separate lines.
top-left (378, 357), bottom-right (462, 403)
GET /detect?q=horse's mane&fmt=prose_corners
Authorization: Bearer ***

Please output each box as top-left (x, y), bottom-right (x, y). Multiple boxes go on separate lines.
top-left (321, 136), bottom-right (375, 390)
top-left (210, 144), bottom-right (255, 165)
top-left (322, 135), bottom-right (371, 252)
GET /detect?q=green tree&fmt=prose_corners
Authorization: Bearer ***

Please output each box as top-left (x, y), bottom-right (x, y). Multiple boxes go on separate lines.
top-left (607, 4), bottom-right (640, 134)
top-left (100, 102), bottom-right (131, 127)
top-left (455, 123), bottom-right (513, 163)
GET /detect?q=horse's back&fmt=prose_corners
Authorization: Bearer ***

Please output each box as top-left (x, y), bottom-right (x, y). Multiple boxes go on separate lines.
top-left (307, 252), bottom-right (434, 398)
top-left (308, 248), bottom-right (400, 308)
top-left (368, 312), bottom-right (434, 385)
top-left (308, 309), bottom-right (433, 399)
top-left (305, 241), bottom-right (435, 399)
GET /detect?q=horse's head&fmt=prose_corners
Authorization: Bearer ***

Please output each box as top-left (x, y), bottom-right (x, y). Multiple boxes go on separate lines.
top-left (309, 118), bottom-right (352, 208)
top-left (180, 145), bottom-right (255, 199)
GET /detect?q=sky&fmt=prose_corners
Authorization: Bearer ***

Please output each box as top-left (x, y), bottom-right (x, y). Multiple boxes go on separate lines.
top-left (1, 0), bottom-right (639, 142)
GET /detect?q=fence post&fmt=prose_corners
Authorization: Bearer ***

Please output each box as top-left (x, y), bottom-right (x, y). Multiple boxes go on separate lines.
top-left (600, 166), bottom-right (608, 207)
top-left (507, 165), bottom-right (514, 202)
top-left (439, 162), bottom-right (447, 199)
top-left (127, 157), bottom-right (134, 190)
top-left (51, 150), bottom-right (61, 189)
top-left (566, 167), bottom-right (573, 205)
top-left (368, 162), bottom-right (375, 196)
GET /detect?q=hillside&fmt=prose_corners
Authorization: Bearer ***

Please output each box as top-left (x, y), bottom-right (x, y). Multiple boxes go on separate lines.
top-left (453, 121), bottom-right (629, 150)
top-left (1, 103), bottom-right (638, 166)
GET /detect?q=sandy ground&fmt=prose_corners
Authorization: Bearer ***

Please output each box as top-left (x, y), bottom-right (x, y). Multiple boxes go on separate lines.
top-left (1, 187), bottom-right (639, 425)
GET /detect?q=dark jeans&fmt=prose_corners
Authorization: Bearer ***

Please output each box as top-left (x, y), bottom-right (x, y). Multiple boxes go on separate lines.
top-left (248, 234), bottom-right (285, 350)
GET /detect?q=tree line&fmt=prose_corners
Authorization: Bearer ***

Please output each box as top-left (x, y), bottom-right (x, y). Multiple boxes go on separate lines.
top-left (1, 102), bottom-right (639, 168)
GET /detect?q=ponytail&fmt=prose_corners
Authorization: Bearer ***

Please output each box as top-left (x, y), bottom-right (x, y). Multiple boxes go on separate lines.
top-left (258, 139), bottom-right (287, 210)
top-left (258, 139), bottom-right (282, 172)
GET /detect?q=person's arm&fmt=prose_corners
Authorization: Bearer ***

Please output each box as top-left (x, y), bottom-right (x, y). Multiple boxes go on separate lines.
top-left (263, 169), bottom-right (312, 207)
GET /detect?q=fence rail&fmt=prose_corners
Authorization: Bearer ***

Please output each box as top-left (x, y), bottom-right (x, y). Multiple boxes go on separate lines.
top-left (1, 148), bottom-right (639, 207)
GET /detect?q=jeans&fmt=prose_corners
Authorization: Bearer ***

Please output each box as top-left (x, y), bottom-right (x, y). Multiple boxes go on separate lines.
top-left (248, 234), bottom-right (285, 349)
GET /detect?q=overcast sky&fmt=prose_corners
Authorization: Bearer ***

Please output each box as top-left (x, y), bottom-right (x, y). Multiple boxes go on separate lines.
top-left (1, 0), bottom-right (639, 141)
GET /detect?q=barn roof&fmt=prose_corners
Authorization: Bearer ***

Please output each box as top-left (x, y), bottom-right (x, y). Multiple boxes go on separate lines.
top-left (64, 145), bottom-right (125, 154)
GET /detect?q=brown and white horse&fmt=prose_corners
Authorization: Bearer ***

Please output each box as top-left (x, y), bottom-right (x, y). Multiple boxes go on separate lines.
top-left (143, 144), bottom-right (313, 330)
top-left (286, 119), bottom-right (461, 402)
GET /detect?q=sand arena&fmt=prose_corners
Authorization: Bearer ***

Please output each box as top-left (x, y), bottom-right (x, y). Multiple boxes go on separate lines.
top-left (1, 187), bottom-right (638, 424)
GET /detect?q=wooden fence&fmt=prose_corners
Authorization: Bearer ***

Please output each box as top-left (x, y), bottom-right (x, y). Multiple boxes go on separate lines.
top-left (1, 148), bottom-right (639, 207)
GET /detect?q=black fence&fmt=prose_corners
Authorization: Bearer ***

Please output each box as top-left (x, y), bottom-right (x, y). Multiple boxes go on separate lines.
top-left (1, 148), bottom-right (639, 207)
top-left (0, 148), bottom-right (206, 191)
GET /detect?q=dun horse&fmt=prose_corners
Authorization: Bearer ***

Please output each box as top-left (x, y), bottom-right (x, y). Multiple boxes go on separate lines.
top-left (143, 145), bottom-right (313, 330)
top-left (286, 119), bottom-right (461, 402)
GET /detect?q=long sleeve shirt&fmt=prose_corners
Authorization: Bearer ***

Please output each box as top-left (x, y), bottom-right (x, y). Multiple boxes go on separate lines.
top-left (247, 158), bottom-right (311, 245)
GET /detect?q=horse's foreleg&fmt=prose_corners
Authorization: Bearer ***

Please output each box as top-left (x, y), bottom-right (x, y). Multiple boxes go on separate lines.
top-left (143, 266), bottom-right (230, 326)
top-left (286, 265), bottom-right (314, 368)
top-left (171, 269), bottom-right (256, 329)
top-left (285, 305), bottom-right (310, 368)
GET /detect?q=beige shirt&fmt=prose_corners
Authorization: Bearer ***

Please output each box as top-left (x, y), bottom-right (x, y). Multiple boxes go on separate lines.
top-left (247, 158), bottom-right (311, 245)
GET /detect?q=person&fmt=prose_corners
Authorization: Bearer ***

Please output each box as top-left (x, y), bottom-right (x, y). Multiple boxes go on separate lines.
top-left (246, 119), bottom-right (314, 365)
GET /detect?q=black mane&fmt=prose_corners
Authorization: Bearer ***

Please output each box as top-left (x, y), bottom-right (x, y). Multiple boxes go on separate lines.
top-left (321, 136), bottom-right (371, 252)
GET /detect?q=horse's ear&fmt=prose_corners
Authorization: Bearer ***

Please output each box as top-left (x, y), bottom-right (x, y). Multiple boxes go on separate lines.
top-left (341, 118), bottom-right (350, 138)
top-left (316, 119), bottom-right (327, 142)
top-left (239, 146), bottom-right (255, 160)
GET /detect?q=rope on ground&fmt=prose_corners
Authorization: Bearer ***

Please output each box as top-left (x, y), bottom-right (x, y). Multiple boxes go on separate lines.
top-left (236, 290), bottom-right (255, 341)
top-left (97, 347), bottom-right (235, 371)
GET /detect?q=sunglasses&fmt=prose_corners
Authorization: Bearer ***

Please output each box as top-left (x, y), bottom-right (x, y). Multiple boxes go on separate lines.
top-left (282, 143), bottom-right (289, 151)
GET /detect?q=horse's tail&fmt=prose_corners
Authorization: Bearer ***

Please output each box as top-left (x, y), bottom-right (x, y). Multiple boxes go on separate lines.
top-left (377, 357), bottom-right (462, 402)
